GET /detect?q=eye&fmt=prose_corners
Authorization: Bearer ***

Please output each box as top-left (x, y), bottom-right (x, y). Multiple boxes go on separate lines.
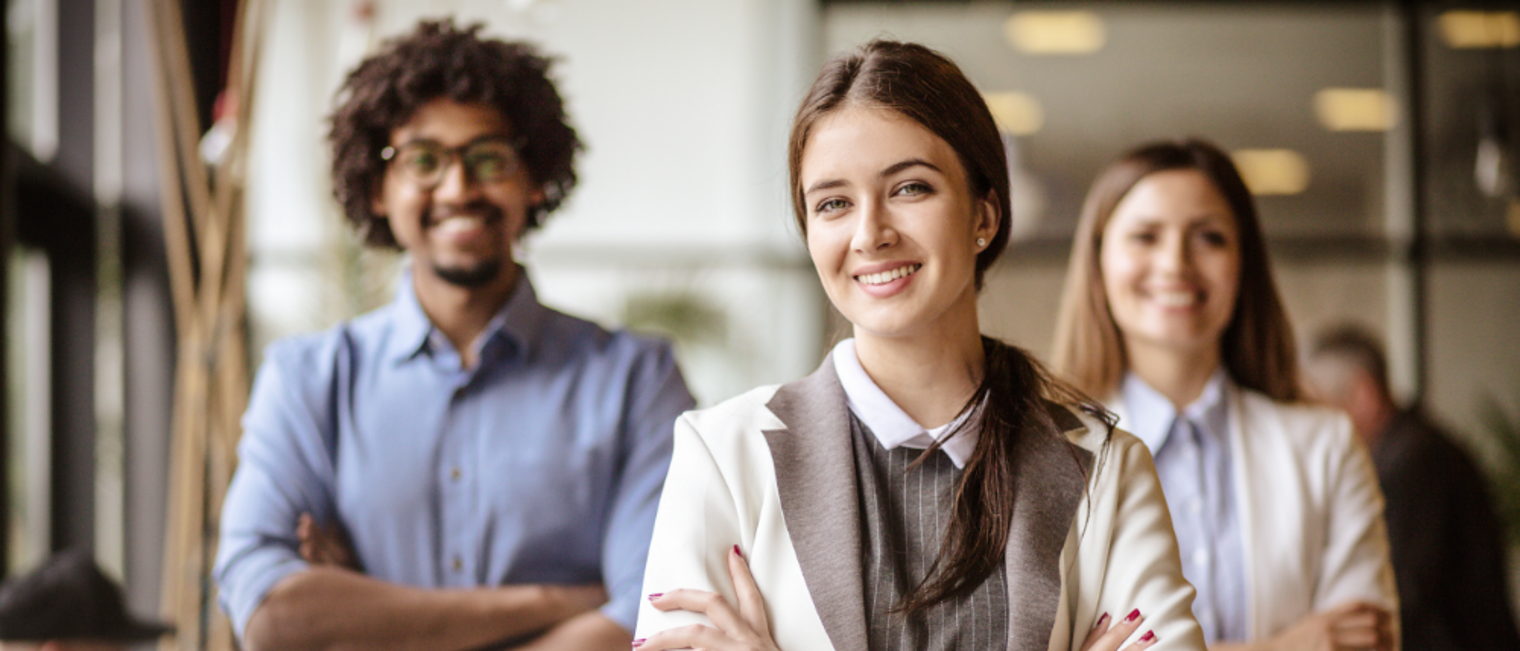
top-left (1198, 229), bottom-right (1230, 247)
top-left (1127, 229), bottom-right (1159, 245)
top-left (894, 181), bottom-right (932, 197)
top-left (464, 142), bottom-right (518, 181)
top-left (401, 148), bottom-right (442, 174)
top-left (814, 197), bottom-right (850, 215)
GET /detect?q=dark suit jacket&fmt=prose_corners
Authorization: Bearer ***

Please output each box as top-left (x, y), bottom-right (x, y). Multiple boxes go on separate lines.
top-left (1373, 409), bottom-right (1520, 650)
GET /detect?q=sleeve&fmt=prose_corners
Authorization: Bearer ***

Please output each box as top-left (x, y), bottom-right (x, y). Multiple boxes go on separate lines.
top-left (599, 340), bottom-right (697, 632)
top-left (632, 413), bottom-right (745, 639)
top-left (1312, 415), bottom-right (1399, 626)
top-left (1077, 434), bottom-right (1208, 651)
top-left (212, 340), bottom-right (340, 640)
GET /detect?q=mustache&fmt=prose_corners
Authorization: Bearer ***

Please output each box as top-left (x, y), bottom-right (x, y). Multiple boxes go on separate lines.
top-left (424, 201), bottom-right (504, 225)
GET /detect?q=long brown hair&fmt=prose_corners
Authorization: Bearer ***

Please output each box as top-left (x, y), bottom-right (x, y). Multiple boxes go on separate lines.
top-left (1051, 139), bottom-right (1304, 402)
top-left (789, 40), bottom-right (1111, 616)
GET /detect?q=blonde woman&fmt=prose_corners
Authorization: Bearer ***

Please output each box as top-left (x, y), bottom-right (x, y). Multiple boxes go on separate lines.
top-left (1052, 140), bottom-right (1397, 651)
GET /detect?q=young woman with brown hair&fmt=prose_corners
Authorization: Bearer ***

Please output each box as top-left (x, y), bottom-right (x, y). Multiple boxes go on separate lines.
top-left (629, 41), bottom-right (1205, 651)
top-left (1052, 140), bottom-right (1397, 650)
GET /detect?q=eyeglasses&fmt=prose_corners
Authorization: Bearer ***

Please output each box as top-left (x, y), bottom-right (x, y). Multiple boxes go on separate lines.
top-left (380, 137), bottom-right (523, 188)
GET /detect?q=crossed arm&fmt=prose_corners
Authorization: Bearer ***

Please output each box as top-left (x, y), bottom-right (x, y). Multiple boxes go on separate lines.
top-left (240, 516), bottom-right (629, 651)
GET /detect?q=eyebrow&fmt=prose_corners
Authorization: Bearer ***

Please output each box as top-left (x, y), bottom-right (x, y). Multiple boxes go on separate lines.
top-left (803, 158), bottom-right (944, 196)
top-left (395, 133), bottom-right (514, 149)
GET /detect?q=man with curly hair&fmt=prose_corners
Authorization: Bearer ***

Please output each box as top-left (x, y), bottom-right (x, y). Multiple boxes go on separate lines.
top-left (213, 20), bottom-right (693, 650)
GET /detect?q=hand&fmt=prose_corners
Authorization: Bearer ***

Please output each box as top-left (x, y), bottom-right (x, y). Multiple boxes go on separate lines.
top-left (1264, 601), bottom-right (1393, 651)
top-left (1081, 608), bottom-right (1159, 651)
top-left (635, 545), bottom-right (779, 651)
top-left (297, 512), bottom-right (362, 572)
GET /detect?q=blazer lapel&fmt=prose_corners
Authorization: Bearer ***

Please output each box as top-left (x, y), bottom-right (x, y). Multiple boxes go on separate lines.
top-left (1004, 403), bottom-right (1096, 649)
top-left (761, 356), bottom-right (869, 651)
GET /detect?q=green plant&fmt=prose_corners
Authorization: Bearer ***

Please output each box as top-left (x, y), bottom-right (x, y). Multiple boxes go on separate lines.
top-left (1478, 393), bottom-right (1520, 548)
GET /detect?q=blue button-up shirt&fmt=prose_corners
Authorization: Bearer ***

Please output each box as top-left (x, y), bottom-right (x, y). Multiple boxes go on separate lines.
top-left (214, 270), bottom-right (694, 638)
top-left (1121, 370), bottom-right (1247, 643)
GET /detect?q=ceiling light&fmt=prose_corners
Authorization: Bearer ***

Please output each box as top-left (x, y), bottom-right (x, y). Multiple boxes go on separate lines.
top-left (982, 92), bottom-right (1044, 136)
top-left (1437, 11), bottom-right (1520, 49)
top-left (1314, 88), bottom-right (1398, 132)
top-left (1231, 149), bottom-right (1311, 196)
top-left (1003, 11), bottom-right (1106, 55)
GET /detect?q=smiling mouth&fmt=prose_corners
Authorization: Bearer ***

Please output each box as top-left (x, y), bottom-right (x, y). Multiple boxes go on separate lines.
top-left (1150, 290), bottom-right (1202, 307)
top-left (855, 264), bottom-right (921, 286)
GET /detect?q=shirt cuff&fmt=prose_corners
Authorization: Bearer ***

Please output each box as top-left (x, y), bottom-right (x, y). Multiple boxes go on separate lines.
top-left (220, 553), bottom-right (310, 640)
top-left (600, 595), bottom-right (639, 635)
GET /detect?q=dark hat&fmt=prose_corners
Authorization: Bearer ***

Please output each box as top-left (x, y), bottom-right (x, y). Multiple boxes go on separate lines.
top-left (0, 549), bottom-right (173, 642)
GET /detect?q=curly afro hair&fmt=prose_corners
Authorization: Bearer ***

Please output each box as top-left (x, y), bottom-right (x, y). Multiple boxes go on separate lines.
top-left (328, 19), bottom-right (583, 248)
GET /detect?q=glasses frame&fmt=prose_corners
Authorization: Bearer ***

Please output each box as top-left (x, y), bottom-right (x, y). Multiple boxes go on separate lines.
top-left (379, 135), bottom-right (526, 189)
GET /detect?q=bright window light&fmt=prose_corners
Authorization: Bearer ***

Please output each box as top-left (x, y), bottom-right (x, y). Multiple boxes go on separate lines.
top-left (1231, 149), bottom-right (1311, 196)
top-left (1314, 88), bottom-right (1398, 132)
top-left (1003, 11), bottom-right (1106, 55)
top-left (1438, 11), bottom-right (1520, 49)
top-left (982, 92), bottom-right (1044, 136)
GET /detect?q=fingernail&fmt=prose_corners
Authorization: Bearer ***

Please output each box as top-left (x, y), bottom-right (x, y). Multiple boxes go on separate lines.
top-left (732, 544), bottom-right (743, 559)
top-left (646, 593), bottom-right (662, 601)
top-left (631, 639), bottom-right (644, 647)
top-left (1124, 608), bottom-right (1141, 622)
top-left (1140, 630), bottom-right (1156, 642)
top-left (1095, 612), bottom-right (1109, 627)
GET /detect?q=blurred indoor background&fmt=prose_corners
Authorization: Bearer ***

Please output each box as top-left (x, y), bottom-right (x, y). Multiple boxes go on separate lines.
top-left (3, 0), bottom-right (1518, 646)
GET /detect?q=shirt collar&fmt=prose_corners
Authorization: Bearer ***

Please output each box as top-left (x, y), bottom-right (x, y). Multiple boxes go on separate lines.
top-left (831, 339), bottom-right (978, 468)
top-left (385, 265), bottom-right (546, 365)
top-left (1121, 367), bottom-right (1232, 452)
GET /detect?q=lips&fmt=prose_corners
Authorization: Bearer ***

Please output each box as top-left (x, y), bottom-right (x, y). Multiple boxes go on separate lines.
top-left (1147, 288), bottom-right (1203, 308)
top-left (854, 263), bottom-right (921, 286)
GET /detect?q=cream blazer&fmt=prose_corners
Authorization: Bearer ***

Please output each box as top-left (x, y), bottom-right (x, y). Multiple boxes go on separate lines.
top-left (1108, 383), bottom-right (1399, 643)
top-left (636, 359), bottom-right (1207, 650)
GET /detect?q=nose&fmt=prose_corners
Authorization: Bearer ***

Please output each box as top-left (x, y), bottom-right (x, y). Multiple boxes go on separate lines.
top-left (1157, 230), bottom-right (1191, 275)
top-left (851, 200), bottom-right (897, 253)
top-left (432, 156), bottom-right (481, 204)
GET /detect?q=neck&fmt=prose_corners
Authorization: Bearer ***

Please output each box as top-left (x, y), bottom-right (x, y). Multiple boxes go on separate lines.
top-left (1125, 339), bottom-right (1221, 411)
top-left (412, 262), bottom-right (519, 369)
top-left (853, 297), bottom-right (984, 428)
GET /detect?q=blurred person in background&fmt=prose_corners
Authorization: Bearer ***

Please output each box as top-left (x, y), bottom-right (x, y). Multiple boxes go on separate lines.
top-left (1052, 139), bottom-right (1398, 651)
top-left (1306, 324), bottom-right (1520, 651)
top-left (632, 40), bottom-right (1204, 651)
top-left (0, 549), bottom-right (172, 651)
top-left (213, 19), bottom-right (694, 651)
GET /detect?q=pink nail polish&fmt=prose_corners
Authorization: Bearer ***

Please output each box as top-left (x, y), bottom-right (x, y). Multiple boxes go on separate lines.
top-left (631, 639), bottom-right (645, 647)
top-left (646, 593), bottom-right (663, 601)
top-left (732, 544), bottom-right (743, 559)
top-left (1124, 608), bottom-right (1141, 623)
top-left (1140, 630), bottom-right (1156, 643)
top-left (1096, 612), bottom-right (1109, 626)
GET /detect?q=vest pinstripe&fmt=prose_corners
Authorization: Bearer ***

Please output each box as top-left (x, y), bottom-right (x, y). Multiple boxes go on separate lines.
top-left (850, 414), bottom-right (1009, 650)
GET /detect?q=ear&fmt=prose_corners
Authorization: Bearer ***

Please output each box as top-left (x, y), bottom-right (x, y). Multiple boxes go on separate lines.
top-left (974, 191), bottom-right (1000, 246)
top-left (370, 184), bottom-right (388, 218)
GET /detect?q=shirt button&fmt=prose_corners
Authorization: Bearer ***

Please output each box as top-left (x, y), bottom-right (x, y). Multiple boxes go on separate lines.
top-left (1192, 549), bottom-right (1211, 567)
top-left (452, 556), bottom-right (463, 572)
top-left (450, 467), bottom-right (462, 481)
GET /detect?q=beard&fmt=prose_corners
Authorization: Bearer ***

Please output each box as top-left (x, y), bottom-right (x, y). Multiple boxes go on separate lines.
top-left (423, 201), bottom-right (510, 288)
top-left (432, 258), bottom-right (505, 288)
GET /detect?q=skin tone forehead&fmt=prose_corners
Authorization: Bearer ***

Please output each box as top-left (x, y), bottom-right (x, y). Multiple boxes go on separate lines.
top-left (1110, 169), bottom-right (1238, 232)
top-left (391, 100), bottom-right (512, 145)
top-left (800, 106), bottom-right (967, 199)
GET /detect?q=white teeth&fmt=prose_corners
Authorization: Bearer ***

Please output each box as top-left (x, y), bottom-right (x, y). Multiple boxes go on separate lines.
top-left (1153, 291), bottom-right (1199, 307)
top-left (434, 215), bottom-right (485, 234)
top-left (856, 264), bottom-right (921, 286)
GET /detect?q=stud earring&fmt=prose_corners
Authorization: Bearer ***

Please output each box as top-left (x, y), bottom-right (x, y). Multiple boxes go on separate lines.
top-left (976, 237), bottom-right (987, 247)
